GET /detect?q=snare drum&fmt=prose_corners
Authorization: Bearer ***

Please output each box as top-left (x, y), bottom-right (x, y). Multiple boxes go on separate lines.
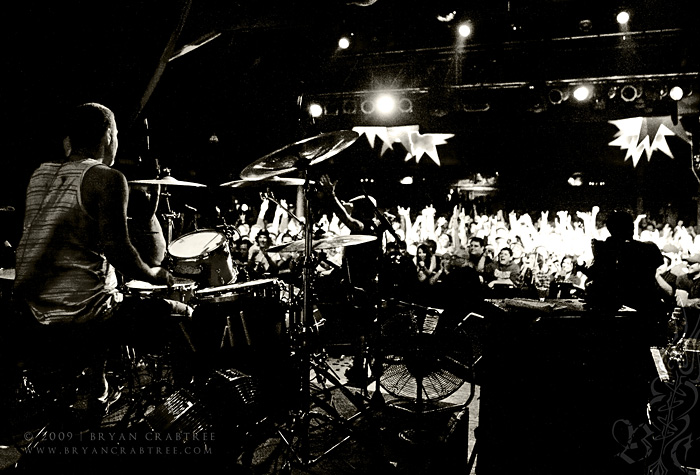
top-left (168, 230), bottom-right (237, 288)
top-left (125, 277), bottom-right (197, 303)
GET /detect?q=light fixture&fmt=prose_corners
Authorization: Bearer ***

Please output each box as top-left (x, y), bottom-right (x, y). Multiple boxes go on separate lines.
top-left (400, 176), bottom-right (414, 185)
top-left (573, 85), bottom-right (592, 101)
top-left (578, 19), bottom-right (593, 33)
top-left (669, 86), bottom-right (684, 101)
top-left (616, 11), bottom-right (630, 25)
top-left (620, 84), bottom-right (639, 102)
top-left (309, 103), bottom-right (323, 118)
top-left (338, 36), bottom-right (351, 49)
top-left (342, 99), bottom-right (357, 114)
top-left (458, 23), bottom-right (472, 38)
top-left (398, 98), bottom-right (413, 113)
top-left (376, 94), bottom-right (396, 114)
top-left (360, 100), bottom-right (375, 114)
top-left (548, 88), bottom-right (569, 105)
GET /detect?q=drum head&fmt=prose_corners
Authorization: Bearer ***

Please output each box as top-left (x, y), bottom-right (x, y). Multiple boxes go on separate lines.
top-left (168, 230), bottom-right (226, 258)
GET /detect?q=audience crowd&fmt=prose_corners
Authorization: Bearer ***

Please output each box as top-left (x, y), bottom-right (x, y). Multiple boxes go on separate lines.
top-left (202, 196), bottom-right (699, 311)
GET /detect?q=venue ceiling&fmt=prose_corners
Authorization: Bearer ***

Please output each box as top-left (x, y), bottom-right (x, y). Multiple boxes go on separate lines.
top-left (2, 0), bottom-right (699, 212)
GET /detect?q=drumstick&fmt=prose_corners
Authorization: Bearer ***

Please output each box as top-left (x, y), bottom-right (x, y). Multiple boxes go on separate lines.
top-left (226, 316), bottom-right (235, 347)
top-left (240, 311), bottom-right (252, 346)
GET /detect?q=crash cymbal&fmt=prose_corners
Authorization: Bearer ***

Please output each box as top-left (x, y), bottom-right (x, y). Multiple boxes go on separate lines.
top-left (267, 234), bottom-right (377, 253)
top-left (240, 130), bottom-right (360, 181)
top-left (220, 177), bottom-right (314, 188)
top-left (129, 175), bottom-right (206, 187)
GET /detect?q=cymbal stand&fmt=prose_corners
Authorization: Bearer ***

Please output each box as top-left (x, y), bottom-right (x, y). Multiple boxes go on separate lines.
top-left (275, 167), bottom-right (374, 469)
top-left (158, 187), bottom-right (180, 246)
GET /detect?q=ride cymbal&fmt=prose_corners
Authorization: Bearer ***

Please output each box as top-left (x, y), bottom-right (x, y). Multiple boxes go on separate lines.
top-left (220, 177), bottom-right (314, 188)
top-left (267, 234), bottom-right (377, 253)
top-left (129, 176), bottom-right (206, 187)
top-left (240, 130), bottom-right (359, 181)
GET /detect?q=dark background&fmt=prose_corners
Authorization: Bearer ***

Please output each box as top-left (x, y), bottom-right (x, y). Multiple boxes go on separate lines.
top-left (1, 0), bottom-right (699, 236)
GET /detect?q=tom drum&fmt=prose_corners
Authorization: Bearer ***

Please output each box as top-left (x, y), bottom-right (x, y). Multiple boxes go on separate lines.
top-left (168, 230), bottom-right (237, 288)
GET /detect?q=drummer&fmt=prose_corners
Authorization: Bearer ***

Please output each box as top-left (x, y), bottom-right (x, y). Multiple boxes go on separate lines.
top-left (12, 103), bottom-right (195, 422)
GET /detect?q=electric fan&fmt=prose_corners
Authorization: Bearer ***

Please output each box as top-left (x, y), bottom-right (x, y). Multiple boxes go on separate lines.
top-left (378, 303), bottom-right (478, 404)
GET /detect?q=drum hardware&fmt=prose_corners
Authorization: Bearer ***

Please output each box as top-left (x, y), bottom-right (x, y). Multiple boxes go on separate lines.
top-left (235, 130), bottom-right (393, 468)
top-left (129, 169), bottom-right (207, 246)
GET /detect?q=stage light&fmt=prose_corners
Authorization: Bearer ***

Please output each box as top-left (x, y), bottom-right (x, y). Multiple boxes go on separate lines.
top-left (669, 86), bottom-right (684, 101)
top-left (458, 23), bottom-right (472, 38)
top-left (400, 176), bottom-right (414, 185)
top-left (616, 11), bottom-right (630, 25)
top-left (376, 95), bottom-right (396, 114)
top-left (620, 84), bottom-right (639, 102)
top-left (342, 99), bottom-right (357, 114)
top-left (573, 85), bottom-right (592, 101)
top-left (309, 103), bottom-right (323, 118)
top-left (398, 98), bottom-right (413, 113)
top-left (548, 88), bottom-right (569, 105)
top-left (338, 36), bottom-right (351, 49)
top-left (578, 19), bottom-right (593, 33)
top-left (361, 100), bottom-right (375, 114)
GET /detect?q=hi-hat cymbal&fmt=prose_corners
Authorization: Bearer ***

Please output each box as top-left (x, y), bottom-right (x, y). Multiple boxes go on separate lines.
top-left (267, 234), bottom-right (377, 253)
top-left (129, 176), bottom-right (206, 187)
top-left (220, 177), bottom-right (314, 188)
top-left (240, 130), bottom-right (360, 181)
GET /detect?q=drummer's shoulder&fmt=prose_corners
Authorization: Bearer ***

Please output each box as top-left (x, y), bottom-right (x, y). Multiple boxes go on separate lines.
top-left (84, 165), bottom-right (128, 191)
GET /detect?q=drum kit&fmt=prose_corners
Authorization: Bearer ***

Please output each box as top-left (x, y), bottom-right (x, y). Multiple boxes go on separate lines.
top-left (122, 130), bottom-right (388, 467)
top-left (125, 130), bottom-right (377, 375)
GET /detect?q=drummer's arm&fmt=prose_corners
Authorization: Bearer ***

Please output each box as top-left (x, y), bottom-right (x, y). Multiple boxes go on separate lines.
top-left (83, 165), bottom-right (172, 286)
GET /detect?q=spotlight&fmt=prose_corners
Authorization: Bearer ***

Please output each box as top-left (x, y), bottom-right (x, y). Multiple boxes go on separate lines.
top-left (309, 103), bottom-right (323, 118)
top-left (458, 23), bottom-right (472, 38)
top-left (620, 84), bottom-right (639, 102)
top-left (398, 98), bottom-right (413, 113)
top-left (400, 176), bottom-right (414, 185)
top-left (616, 11), bottom-right (630, 25)
top-left (669, 86), bottom-right (684, 101)
top-left (360, 100), bottom-right (375, 114)
top-left (376, 95), bottom-right (396, 114)
top-left (548, 88), bottom-right (569, 105)
top-left (573, 86), bottom-right (592, 101)
top-left (342, 100), bottom-right (357, 114)
top-left (338, 36), bottom-right (351, 49)
top-left (578, 19), bottom-right (593, 33)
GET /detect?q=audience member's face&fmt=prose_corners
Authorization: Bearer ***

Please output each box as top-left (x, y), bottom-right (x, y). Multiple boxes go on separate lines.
top-left (257, 234), bottom-right (271, 248)
top-left (469, 241), bottom-right (484, 257)
top-left (438, 234), bottom-right (450, 248)
top-left (497, 250), bottom-right (512, 265)
top-left (561, 257), bottom-right (574, 274)
top-left (417, 248), bottom-right (427, 260)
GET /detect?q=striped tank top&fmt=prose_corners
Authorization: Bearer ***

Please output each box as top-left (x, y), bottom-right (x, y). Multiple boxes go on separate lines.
top-left (14, 159), bottom-right (122, 324)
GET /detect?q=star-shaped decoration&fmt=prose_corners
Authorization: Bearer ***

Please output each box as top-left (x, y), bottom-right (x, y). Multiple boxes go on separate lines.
top-left (609, 116), bottom-right (692, 167)
top-left (405, 132), bottom-right (454, 166)
top-left (383, 125), bottom-right (419, 155)
top-left (352, 126), bottom-right (390, 148)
